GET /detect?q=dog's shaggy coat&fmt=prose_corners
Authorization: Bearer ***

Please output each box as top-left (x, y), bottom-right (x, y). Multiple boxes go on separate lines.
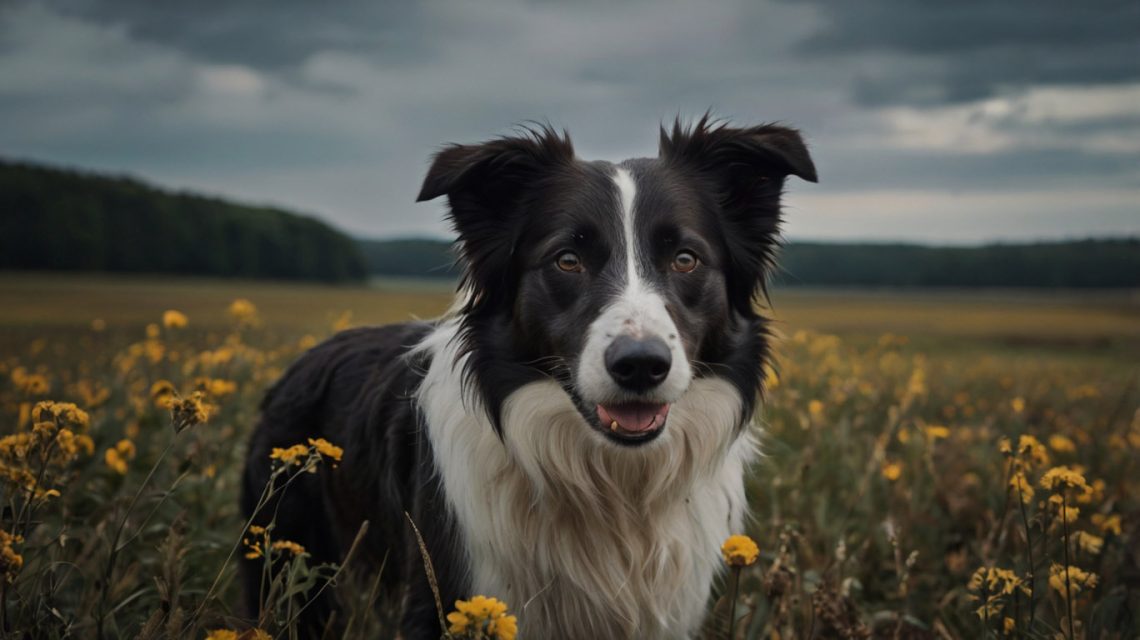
top-left (241, 117), bottom-right (816, 639)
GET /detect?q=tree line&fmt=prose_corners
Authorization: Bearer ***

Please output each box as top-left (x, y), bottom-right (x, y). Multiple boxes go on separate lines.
top-left (3, 157), bottom-right (1136, 288)
top-left (774, 240), bottom-right (1140, 288)
top-left (1, 159), bottom-right (366, 282)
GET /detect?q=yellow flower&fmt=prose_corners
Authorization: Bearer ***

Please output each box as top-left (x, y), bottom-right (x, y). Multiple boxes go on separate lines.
top-left (172, 391), bottom-right (210, 432)
top-left (968, 566), bottom-right (1025, 597)
top-left (1046, 494), bottom-right (1080, 524)
top-left (229, 299), bottom-right (259, 325)
top-left (103, 439), bottom-right (136, 475)
top-left (115, 438), bottom-right (136, 459)
top-left (75, 379), bottom-right (111, 408)
top-left (308, 438), bottom-right (343, 463)
top-left (271, 540), bottom-right (306, 557)
top-left (193, 377), bottom-right (238, 399)
top-left (881, 461), bottom-right (902, 482)
top-left (151, 380), bottom-right (176, 409)
top-left (808, 400), bottom-right (824, 418)
top-left (15, 371), bottom-right (51, 396)
top-left (1009, 471), bottom-right (1034, 504)
top-left (1091, 513), bottom-right (1122, 535)
top-left (1039, 466), bottom-right (1090, 493)
top-left (448, 596), bottom-right (517, 640)
top-left (974, 600), bottom-right (1002, 620)
top-left (458, 595), bottom-right (507, 619)
top-left (1048, 434), bottom-right (1076, 453)
top-left (1074, 531), bottom-right (1104, 555)
top-left (331, 310), bottom-right (354, 333)
top-left (0, 432), bottom-right (35, 460)
top-left (40, 401), bottom-right (90, 431)
top-left (1011, 397), bottom-right (1025, 413)
top-left (32, 419), bottom-right (57, 439)
top-left (269, 444), bottom-right (311, 467)
top-left (923, 425), bottom-right (950, 440)
top-left (1048, 563), bottom-right (1098, 596)
top-left (1015, 435), bottom-right (1049, 468)
top-left (205, 630), bottom-right (238, 640)
top-left (105, 450), bottom-right (127, 475)
top-left (447, 611), bottom-right (472, 633)
top-left (162, 310), bottom-right (188, 329)
top-left (1, 530), bottom-right (24, 584)
top-left (146, 323), bottom-right (161, 339)
top-left (488, 613), bottom-right (518, 640)
top-left (998, 437), bottom-right (1012, 455)
top-left (1003, 617), bottom-right (1015, 633)
top-left (243, 526), bottom-right (268, 559)
top-left (721, 534), bottom-right (760, 567)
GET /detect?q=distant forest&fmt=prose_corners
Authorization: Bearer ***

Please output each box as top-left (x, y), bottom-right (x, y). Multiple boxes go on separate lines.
top-left (358, 238), bottom-right (1140, 288)
top-left (1, 159), bottom-right (366, 282)
top-left (2, 157), bottom-right (1136, 288)
top-left (776, 239), bottom-right (1140, 288)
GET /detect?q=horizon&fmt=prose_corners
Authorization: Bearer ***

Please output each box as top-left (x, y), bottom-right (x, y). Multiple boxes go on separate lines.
top-left (6, 151), bottom-right (1137, 250)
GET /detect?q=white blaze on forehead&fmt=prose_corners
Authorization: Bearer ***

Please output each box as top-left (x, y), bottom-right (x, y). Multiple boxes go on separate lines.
top-left (573, 168), bottom-right (692, 405)
top-left (614, 167), bottom-right (640, 291)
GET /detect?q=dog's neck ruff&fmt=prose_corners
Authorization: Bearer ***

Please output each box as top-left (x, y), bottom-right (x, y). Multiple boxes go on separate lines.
top-left (413, 319), bottom-right (757, 639)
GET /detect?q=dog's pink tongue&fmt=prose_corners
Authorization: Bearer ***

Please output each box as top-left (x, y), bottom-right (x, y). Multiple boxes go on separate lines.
top-left (597, 402), bottom-right (670, 433)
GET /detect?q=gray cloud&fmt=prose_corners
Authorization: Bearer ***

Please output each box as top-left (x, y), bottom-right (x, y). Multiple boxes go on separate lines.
top-left (43, 0), bottom-right (430, 71)
top-left (1, 0), bottom-right (1137, 243)
top-left (800, 1), bottom-right (1139, 54)
top-left (797, 0), bottom-right (1140, 106)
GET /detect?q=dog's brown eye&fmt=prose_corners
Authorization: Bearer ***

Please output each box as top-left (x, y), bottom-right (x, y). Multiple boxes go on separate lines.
top-left (557, 251), bottom-right (584, 273)
top-left (672, 251), bottom-right (698, 273)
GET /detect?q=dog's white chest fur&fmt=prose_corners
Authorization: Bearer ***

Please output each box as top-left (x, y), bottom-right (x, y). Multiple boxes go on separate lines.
top-left (414, 323), bottom-right (756, 639)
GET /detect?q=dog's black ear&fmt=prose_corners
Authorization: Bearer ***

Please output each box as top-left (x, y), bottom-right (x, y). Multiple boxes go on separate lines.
top-left (659, 116), bottom-right (817, 184)
top-left (660, 116), bottom-right (817, 311)
top-left (417, 127), bottom-right (575, 305)
top-left (417, 126), bottom-right (574, 207)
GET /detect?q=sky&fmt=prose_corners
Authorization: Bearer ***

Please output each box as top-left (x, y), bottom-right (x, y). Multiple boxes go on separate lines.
top-left (2, 0), bottom-right (1138, 244)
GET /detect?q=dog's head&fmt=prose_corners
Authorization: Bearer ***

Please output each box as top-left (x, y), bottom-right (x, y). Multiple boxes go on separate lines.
top-left (418, 117), bottom-right (816, 446)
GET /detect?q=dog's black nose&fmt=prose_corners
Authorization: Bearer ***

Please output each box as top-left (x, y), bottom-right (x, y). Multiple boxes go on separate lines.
top-left (604, 335), bottom-right (672, 392)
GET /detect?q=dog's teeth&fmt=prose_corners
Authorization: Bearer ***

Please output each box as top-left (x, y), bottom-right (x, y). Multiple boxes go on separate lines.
top-left (610, 420), bottom-right (619, 431)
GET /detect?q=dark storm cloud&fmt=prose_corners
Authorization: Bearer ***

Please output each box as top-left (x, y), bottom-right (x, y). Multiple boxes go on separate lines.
top-left (798, 0), bottom-right (1140, 106)
top-left (45, 0), bottom-right (431, 72)
top-left (801, 1), bottom-right (1139, 54)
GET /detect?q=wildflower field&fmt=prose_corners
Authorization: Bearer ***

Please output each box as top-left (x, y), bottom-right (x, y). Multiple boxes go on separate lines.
top-left (1, 273), bottom-right (1137, 639)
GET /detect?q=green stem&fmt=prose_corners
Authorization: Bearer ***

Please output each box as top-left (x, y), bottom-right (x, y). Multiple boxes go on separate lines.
top-left (185, 462), bottom-right (307, 635)
top-left (1061, 492), bottom-right (1075, 640)
top-left (96, 436), bottom-right (177, 640)
top-left (727, 566), bottom-right (741, 640)
top-left (1016, 480), bottom-right (1036, 632)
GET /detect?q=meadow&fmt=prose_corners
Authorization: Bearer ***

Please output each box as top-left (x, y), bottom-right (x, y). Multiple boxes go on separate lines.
top-left (0, 273), bottom-right (1137, 639)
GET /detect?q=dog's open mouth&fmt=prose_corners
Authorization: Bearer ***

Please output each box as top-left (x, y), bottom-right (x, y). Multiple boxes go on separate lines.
top-left (596, 402), bottom-right (670, 442)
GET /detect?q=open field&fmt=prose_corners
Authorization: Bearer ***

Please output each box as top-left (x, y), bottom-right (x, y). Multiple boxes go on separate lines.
top-left (4, 272), bottom-right (1139, 345)
top-left (0, 273), bottom-right (1137, 638)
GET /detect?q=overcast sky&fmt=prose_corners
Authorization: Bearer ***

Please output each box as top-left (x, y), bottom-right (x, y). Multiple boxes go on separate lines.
top-left (2, 0), bottom-right (1138, 243)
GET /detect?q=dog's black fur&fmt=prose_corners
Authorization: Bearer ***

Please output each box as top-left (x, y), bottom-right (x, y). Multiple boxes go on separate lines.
top-left (241, 117), bottom-right (816, 638)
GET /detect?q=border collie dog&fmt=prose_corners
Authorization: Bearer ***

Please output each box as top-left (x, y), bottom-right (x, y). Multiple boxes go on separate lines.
top-left (242, 117), bottom-right (816, 639)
